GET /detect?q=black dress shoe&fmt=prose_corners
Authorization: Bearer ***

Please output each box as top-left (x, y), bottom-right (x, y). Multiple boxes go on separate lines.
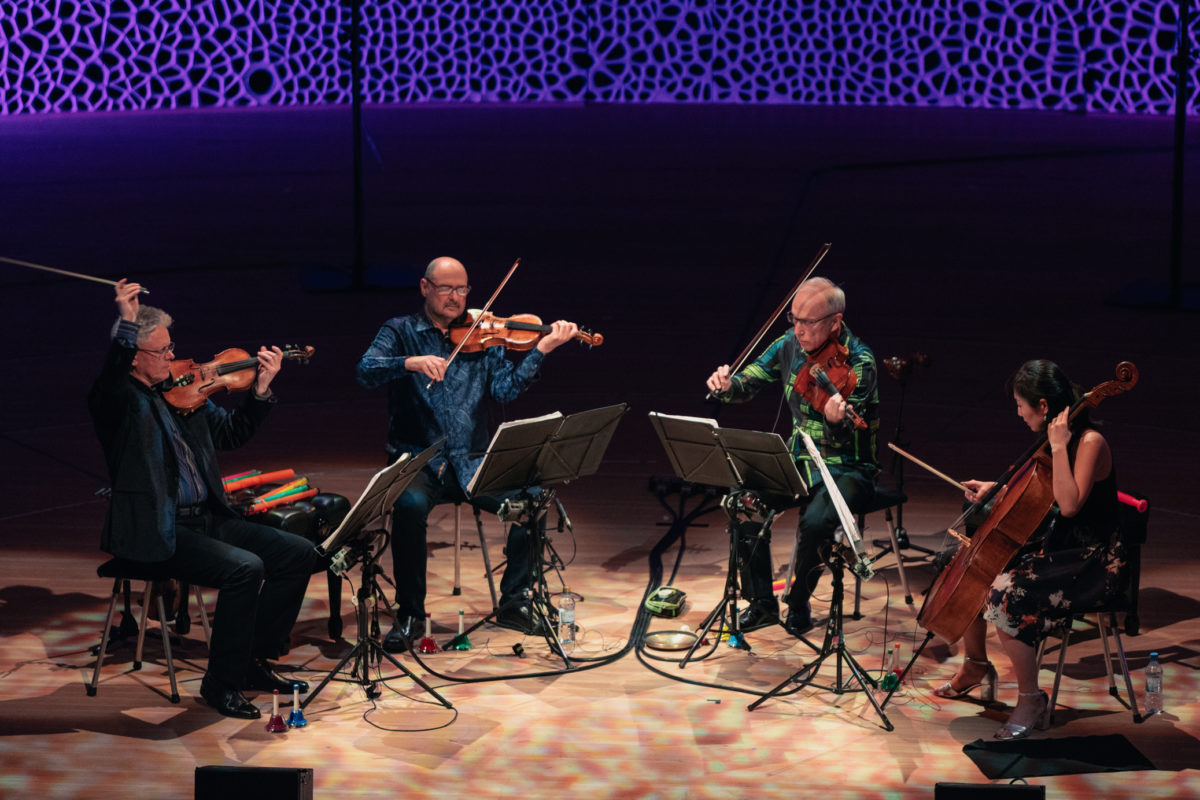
top-left (244, 658), bottom-right (309, 694)
top-left (495, 604), bottom-right (547, 635)
top-left (783, 606), bottom-right (815, 637)
top-left (382, 615), bottom-right (420, 653)
top-left (737, 601), bottom-right (779, 632)
top-left (200, 678), bottom-right (262, 720)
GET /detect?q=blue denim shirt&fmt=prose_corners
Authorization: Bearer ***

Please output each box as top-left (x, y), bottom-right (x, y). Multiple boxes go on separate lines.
top-left (356, 311), bottom-right (546, 489)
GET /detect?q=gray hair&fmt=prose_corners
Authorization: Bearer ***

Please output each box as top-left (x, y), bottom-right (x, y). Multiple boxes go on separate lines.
top-left (111, 305), bottom-right (173, 345)
top-left (798, 276), bottom-right (846, 315)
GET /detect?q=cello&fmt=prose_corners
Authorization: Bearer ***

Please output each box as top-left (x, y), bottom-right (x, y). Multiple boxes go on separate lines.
top-left (917, 361), bottom-right (1138, 644)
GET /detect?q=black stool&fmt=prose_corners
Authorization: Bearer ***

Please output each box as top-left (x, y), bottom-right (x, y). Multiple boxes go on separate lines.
top-left (87, 557), bottom-right (208, 703)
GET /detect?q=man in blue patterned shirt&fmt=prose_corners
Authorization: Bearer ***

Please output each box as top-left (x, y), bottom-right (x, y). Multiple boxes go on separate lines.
top-left (706, 277), bottom-right (879, 636)
top-left (357, 257), bottom-right (580, 649)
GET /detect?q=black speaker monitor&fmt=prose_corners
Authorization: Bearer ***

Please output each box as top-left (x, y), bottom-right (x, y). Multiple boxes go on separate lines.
top-left (195, 766), bottom-right (313, 800)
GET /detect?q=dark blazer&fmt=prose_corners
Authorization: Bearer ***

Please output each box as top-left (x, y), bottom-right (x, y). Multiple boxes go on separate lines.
top-left (88, 337), bottom-right (273, 561)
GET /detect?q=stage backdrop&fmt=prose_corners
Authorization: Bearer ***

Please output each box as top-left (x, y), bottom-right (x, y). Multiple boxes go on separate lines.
top-left (1, 0), bottom-right (1196, 114)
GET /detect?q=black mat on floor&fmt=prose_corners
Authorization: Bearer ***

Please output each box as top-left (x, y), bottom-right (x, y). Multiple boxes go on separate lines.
top-left (963, 734), bottom-right (1155, 779)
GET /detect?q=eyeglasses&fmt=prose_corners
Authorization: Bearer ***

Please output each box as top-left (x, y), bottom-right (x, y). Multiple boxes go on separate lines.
top-left (137, 342), bottom-right (175, 357)
top-left (426, 282), bottom-right (471, 297)
top-left (786, 311), bottom-right (834, 328)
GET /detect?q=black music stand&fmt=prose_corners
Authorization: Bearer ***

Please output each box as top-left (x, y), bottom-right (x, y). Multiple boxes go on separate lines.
top-left (302, 441), bottom-right (452, 710)
top-left (460, 404), bottom-right (628, 665)
top-left (648, 412), bottom-right (807, 667)
top-left (747, 546), bottom-right (894, 730)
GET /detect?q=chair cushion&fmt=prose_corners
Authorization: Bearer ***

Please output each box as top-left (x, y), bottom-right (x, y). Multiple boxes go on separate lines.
top-left (96, 557), bottom-right (176, 582)
top-left (863, 486), bottom-right (907, 514)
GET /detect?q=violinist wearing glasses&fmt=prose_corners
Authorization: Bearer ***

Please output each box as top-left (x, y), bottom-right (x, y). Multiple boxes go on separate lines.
top-left (89, 280), bottom-right (319, 719)
top-left (356, 256), bottom-right (581, 648)
top-left (705, 276), bottom-right (879, 637)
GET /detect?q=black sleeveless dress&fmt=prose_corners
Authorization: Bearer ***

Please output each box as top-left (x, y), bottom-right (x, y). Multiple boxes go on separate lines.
top-left (982, 444), bottom-right (1127, 647)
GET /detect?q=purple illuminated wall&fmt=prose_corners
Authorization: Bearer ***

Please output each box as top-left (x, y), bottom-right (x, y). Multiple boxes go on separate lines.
top-left (1, 0), bottom-right (1196, 114)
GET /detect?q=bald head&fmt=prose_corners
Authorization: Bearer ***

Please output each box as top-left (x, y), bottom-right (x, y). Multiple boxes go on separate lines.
top-left (425, 257), bottom-right (465, 281)
top-left (420, 256), bottom-right (471, 330)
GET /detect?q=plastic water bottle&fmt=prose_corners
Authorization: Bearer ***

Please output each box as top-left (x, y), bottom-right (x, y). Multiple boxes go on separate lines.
top-left (558, 588), bottom-right (576, 647)
top-left (1144, 651), bottom-right (1163, 714)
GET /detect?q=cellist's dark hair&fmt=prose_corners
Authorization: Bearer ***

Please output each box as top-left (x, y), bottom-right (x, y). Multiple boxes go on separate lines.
top-left (1007, 359), bottom-right (1089, 428)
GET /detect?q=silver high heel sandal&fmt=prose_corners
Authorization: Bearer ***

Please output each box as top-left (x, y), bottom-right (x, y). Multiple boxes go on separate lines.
top-left (932, 656), bottom-right (997, 703)
top-left (994, 690), bottom-right (1051, 740)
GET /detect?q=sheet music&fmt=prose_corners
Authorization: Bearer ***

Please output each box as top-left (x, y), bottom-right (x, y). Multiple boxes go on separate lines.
top-left (799, 431), bottom-right (873, 581)
top-left (319, 452), bottom-right (412, 553)
top-left (466, 411), bottom-right (564, 496)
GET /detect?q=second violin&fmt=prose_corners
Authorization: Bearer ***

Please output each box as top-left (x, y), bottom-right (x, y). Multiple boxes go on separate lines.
top-left (449, 310), bottom-right (603, 352)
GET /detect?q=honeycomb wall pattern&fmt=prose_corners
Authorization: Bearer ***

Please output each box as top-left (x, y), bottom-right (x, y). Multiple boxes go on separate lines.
top-left (1, 0), bottom-right (1196, 113)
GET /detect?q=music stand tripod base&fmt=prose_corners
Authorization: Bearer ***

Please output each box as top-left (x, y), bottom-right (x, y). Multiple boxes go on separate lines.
top-left (460, 404), bottom-right (628, 667)
top-left (647, 413), bottom-right (808, 667)
top-left (304, 441), bottom-right (453, 710)
top-left (746, 549), bottom-right (893, 731)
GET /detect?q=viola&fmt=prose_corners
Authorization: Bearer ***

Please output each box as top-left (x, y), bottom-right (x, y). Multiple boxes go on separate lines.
top-left (791, 337), bottom-right (867, 429)
top-left (917, 361), bottom-right (1138, 644)
top-left (163, 345), bottom-right (315, 414)
top-left (448, 310), bottom-right (603, 352)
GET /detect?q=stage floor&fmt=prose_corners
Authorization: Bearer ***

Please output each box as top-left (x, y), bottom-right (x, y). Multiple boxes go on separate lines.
top-left (1, 102), bottom-right (1199, 797)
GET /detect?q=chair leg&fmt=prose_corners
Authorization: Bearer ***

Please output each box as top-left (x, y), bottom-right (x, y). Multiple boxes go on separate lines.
top-left (193, 586), bottom-right (212, 646)
top-left (133, 582), bottom-right (153, 670)
top-left (474, 506), bottom-right (499, 611)
top-left (87, 582), bottom-right (121, 697)
top-left (882, 509), bottom-right (914, 604)
top-left (1100, 612), bottom-right (1142, 721)
top-left (155, 594), bottom-right (181, 703)
top-left (453, 504), bottom-right (463, 597)
top-left (1048, 624), bottom-right (1072, 724)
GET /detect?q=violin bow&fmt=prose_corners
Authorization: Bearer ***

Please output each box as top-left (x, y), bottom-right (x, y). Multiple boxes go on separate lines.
top-left (707, 242), bottom-right (831, 400)
top-left (887, 443), bottom-right (967, 492)
top-left (427, 257), bottom-right (521, 389)
top-left (1, 256), bottom-right (150, 294)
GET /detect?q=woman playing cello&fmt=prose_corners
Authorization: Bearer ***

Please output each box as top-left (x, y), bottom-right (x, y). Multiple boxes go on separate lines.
top-left (933, 359), bottom-right (1127, 740)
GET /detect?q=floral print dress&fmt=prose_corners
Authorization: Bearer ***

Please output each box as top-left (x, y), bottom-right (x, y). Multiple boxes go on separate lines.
top-left (982, 443), bottom-right (1127, 646)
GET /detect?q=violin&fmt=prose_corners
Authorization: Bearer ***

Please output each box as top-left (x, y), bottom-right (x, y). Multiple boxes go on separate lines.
top-left (163, 345), bottom-right (315, 414)
top-left (448, 310), bottom-right (603, 352)
top-left (791, 337), bottom-right (867, 429)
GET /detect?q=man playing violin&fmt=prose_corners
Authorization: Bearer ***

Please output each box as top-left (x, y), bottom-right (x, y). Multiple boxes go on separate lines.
top-left (706, 276), bottom-right (879, 636)
top-left (89, 280), bottom-right (320, 719)
top-left (356, 256), bottom-right (579, 648)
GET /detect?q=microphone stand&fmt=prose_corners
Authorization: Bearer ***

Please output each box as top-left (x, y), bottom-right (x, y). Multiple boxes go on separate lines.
top-left (876, 354), bottom-right (935, 556)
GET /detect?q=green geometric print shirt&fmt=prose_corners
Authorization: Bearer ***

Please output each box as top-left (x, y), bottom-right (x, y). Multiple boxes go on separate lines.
top-left (720, 323), bottom-right (879, 488)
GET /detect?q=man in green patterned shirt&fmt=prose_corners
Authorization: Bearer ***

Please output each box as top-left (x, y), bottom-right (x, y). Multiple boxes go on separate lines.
top-left (706, 277), bottom-right (879, 636)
